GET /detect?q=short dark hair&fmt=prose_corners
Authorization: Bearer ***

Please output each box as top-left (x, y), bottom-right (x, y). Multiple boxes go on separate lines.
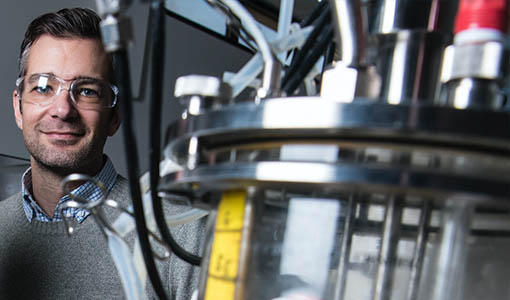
top-left (18, 8), bottom-right (112, 79)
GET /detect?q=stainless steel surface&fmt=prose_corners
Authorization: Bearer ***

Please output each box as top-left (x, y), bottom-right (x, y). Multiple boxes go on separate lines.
top-left (320, 64), bottom-right (381, 102)
top-left (159, 158), bottom-right (510, 201)
top-left (375, 31), bottom-right (449, 104)
top-left (174, 75), bottom-right (233, 115)
top-left (438, 41), bottom-right (506, 110)
top-left (329, 0), bottom-right (367, 67)
top-left (441, 42), bottom-right (505, 82)
top-left (259, 59), bottom-right (282, 99)
top-left (161, 94), bottom-right (510, 299)
top-left (163, 99), bottom-right (510, 154)
top-left (161, 98), bottom-right (510, 201)
top-left (158, 1), bottom-right (510, 299)
top-left (438, 78), bottom-right (505, 110)
top-left (372, 0), bottom-right (457, 34)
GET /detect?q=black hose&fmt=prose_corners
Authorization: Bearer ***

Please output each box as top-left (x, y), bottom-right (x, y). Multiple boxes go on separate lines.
top-left (285, 1), bottom-right (330, 65)
top-left (282, 25), bottom-right (334, 95)
top-left (281, 7), bottom-right (331, 91)
top-left (319, 41), bottom-right (336, 92)
top-left (299, 0), bottom-right (329, 27)
top-left (113, 49), bottom-right (169, 300)
top-left (149, 0), bottom-right (202, 266)
top-left (323, 41), bottom-right (336, 69)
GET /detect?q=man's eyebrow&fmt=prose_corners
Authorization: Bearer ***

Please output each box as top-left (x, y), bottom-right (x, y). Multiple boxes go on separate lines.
top-left (73, 75), bottom-right (105, 82)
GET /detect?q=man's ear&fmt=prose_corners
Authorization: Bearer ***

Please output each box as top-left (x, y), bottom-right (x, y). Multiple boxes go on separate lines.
top-left (107, 105), bottom-right (121, 137)
top-left (13, 90), bottom-right (23, 130)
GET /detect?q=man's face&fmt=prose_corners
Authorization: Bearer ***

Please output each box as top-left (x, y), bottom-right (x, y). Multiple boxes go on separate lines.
top-left (12, 35), bottom-right (120, 175)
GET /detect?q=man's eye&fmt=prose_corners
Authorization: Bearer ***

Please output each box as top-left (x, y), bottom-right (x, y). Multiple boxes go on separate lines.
top-left (33, 85), bottom-right (52, 95)
top-left (77, 88), bottom-right (100, 98)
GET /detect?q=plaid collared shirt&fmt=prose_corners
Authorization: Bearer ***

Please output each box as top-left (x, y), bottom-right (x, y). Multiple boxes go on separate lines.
top-left (21, 157), bottom-right (118, 223)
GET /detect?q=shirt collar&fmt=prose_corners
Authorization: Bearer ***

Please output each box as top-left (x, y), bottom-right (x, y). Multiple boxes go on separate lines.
top-left (21, 156), bottom-right (118, 223)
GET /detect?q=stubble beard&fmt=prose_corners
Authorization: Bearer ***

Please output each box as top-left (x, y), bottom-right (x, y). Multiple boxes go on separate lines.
top-left (24, 132), bottom-right (105, 176)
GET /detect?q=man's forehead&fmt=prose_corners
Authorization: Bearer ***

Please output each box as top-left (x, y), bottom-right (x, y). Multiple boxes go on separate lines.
top-left (25, 35), bottom-right (109, 80)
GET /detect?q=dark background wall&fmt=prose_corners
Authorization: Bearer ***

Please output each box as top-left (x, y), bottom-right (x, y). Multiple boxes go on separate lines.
top-left (0, 0), bottom-right (250, 177)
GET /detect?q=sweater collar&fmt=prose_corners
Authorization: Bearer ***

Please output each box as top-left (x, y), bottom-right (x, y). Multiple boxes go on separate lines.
top-left (21, 156), bottom-right (118, 223)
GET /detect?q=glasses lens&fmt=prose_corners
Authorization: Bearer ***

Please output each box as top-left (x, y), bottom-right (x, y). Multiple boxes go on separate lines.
top-left (22, 74), bottom-right (61, 106)
top-left (18, 74), bottom-right (117, 109)
top-left (71, 79), bottom-right (115, 109)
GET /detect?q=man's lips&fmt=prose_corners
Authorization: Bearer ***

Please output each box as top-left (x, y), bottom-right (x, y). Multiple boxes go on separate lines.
top-left (43, 131), bottom-right (85, 140)
top-left (44, 131), bottom-right (83, 135)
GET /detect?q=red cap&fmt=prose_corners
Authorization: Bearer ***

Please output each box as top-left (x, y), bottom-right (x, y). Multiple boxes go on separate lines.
top-left (454, 0), bottom-right (509, 34)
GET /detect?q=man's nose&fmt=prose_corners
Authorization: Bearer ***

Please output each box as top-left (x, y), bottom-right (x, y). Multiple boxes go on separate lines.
top-left (47, 87), bottom-right (78, 119)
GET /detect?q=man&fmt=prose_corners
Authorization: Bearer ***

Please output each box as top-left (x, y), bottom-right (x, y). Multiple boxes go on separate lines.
top-left (0, 7), bottom-right (204, 300)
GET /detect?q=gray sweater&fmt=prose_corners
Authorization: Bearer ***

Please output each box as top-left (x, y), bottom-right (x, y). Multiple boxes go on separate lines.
top-left (0, 176), bottom-right (206, 300)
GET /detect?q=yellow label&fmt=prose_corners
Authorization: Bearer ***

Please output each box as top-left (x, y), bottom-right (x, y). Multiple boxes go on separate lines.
top-left (204, 277), bottom-right (236, 300)
top-left (216, 190), bottom-right (246, 231)
top-left (204, 190), bottom-right (246, 300)
top-left (208, 231), bottom-right (242, 279)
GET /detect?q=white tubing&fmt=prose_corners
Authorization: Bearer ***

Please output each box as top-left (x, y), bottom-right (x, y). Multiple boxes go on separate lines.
top-left (107, 230), bottom-right (148, 300)
top-left (166, 208), bottom-right (209, 226)
top-left (225, 25), bottom-right (313, 97)
top-left (219, 0), bottom-right (278, 97)
top-left (110, 159), bottom-right (209, 296)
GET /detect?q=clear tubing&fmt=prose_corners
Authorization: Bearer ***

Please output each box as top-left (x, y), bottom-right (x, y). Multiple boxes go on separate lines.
top-left (132, 239), bottom-right (148, 291)
top-left (111, 191), bottom-right (208, 295)
top-left (113, 209), bottom-right (135, 237)
top-left (112, 192), bottom-right (208, 236)
top-left (166, 208), bottom-right (209, 226)
top-left (107, 230), bottom-right (148, 300)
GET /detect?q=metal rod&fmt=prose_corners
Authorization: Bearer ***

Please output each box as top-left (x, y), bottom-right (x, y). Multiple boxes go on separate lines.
top-left (234, 189), bottom-right (254, 300)
top-left (372, 195), bottom-right (403, 300)
top-left (332, 193), bottom-right (357, 300)
top-left (329, 0), bottom-right (367, 67)
top-left (406, 199), bottom-right (432, 300)
top-left (432, 200), bottom-right (472, 300)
